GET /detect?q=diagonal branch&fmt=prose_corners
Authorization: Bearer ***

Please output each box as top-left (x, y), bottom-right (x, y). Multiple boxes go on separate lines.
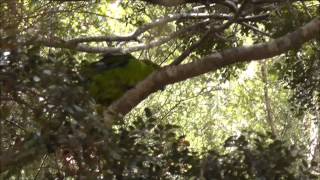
top-left (240, 22), bottom-right (272, 37)
top-left (108, 17), bottom-right (320, 116)
top-left (171, 10), bottom-right (239, 65)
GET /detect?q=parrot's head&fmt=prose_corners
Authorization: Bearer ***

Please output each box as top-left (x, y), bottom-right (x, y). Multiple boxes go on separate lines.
top-left (101, 53), bottom-right (133, 61)
top-left (92, 53), bottom-right (135, 72)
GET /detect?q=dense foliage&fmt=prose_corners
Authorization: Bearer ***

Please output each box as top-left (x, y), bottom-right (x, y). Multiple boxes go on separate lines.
top-left (1, 0), bottom-right (319, 179)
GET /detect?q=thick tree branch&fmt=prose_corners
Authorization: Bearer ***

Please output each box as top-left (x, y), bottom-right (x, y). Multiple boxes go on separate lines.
top-left (108, 17), bottom-right (320, 115)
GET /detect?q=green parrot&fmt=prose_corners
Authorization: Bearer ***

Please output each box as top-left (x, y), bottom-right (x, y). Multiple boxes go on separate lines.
top-left (83, 53), bottom-right (159, 106)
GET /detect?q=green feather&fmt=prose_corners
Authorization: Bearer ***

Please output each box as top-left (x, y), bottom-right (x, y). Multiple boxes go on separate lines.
top-left (82, 53), bottom-right (159, 105)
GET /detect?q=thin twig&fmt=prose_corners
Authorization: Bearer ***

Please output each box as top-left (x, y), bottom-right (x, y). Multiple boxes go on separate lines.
top-left (4, 119), bottom-right (26, 132)
top-left (33, 154), bottom-right (48, 180)
top-left (240, 22), bottom-right (272, 37)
